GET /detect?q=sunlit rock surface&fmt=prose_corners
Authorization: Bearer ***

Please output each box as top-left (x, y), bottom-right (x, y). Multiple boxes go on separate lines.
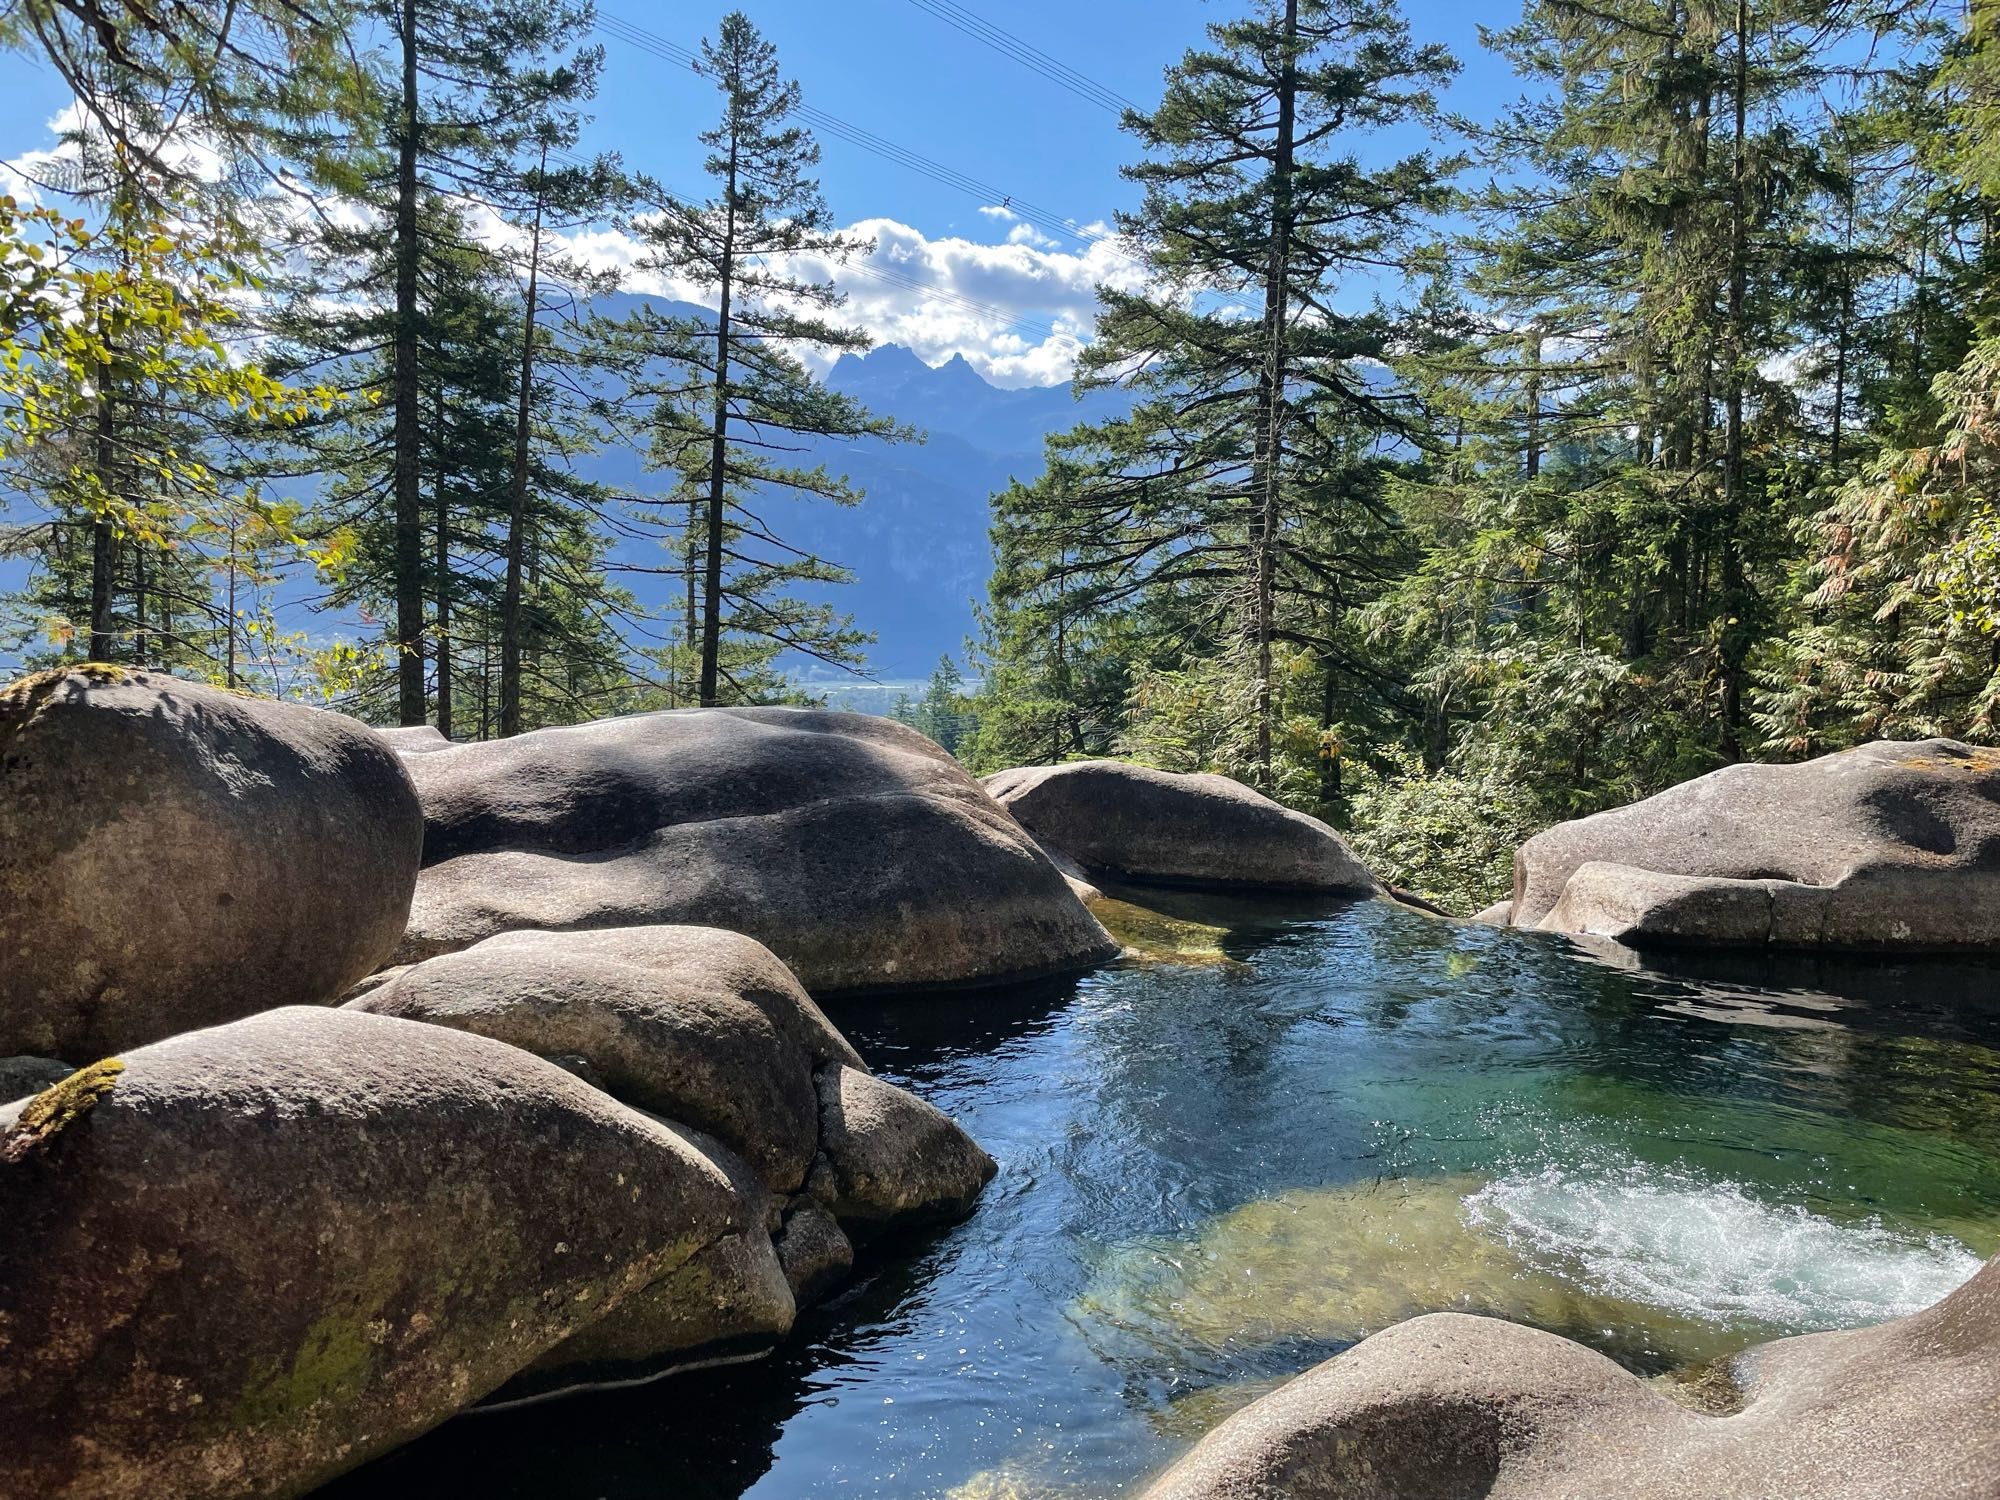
top-left (1511, 738), bottom-right (2000, 952)
top-left (349, 924), bottom-right (863, 1192)
top-left (0, 667), bottom-right (422, 1058)
top-left (395, 708), bottom-right (1117, 992)
top-left (984, 760), bottom-right (1379, 894)
top-left (0, 1008), bottom-right (740, 1500)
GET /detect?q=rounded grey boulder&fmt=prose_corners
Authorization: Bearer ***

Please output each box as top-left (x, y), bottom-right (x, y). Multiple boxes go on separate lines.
top-left (811, 1063), bottom-right (998, 1234)
top-left (375, 723), bottom-right (453, 754)
top-left (983, 760), bottom-right (1379, 894)
top-left (348, 924), bottom-right (863, 1192)
top-left (1511, 739), bottom-right (2000, 951)
top-left (0, 667), bottom-right (423, 1058)
top-left (0, 1006), bottom-right (743, 1500)
top-left (1141, 1251), bottom-right (2000, 1500)
top-left (396, 708), bottom-right (1117, 992)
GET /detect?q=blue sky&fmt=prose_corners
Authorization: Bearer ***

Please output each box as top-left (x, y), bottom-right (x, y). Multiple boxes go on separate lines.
top-left (1, 1), bottom-right (1522, 387)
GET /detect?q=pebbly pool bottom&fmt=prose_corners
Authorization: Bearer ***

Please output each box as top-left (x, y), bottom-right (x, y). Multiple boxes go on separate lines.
top-left (321, 893), bottom-right (2000, 1499)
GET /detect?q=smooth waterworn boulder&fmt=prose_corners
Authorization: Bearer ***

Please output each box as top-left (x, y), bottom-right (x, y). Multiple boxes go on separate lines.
top-left (528, 1128), bottom-right (793, 1380)
top-left (396, 708), bottom-right (1117, 992)
top-left (375, 724), bottom-right (453, 754)
top-left (983, 760), bottom-right (1379, 894)
top-left (0, 666), bottom-right (423, 1058)
top-left (811, 1063), bottom-right (997, 1234)
top-left (1141, 1249), bottom-right (2000, 1500)
top-left (0, 1006), bottom-right (746, 1500)
top-left (1511, 739), bottom-right (2000, 951)
top-left (348, 925), bottom-right (863, 1192)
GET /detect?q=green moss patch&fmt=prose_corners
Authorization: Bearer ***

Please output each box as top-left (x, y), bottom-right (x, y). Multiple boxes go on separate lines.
top-left (1, 1058), bottom-right (125, 1163)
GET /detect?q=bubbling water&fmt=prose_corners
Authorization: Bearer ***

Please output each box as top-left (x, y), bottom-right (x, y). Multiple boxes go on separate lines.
top-left (1463, 1155), bottom-right (1984, 1332)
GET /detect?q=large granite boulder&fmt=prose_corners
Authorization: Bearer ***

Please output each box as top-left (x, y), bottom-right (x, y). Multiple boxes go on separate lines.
top-left (983, 760), bottom-right (1379, 894)
top-left (395, 708), bottom-right (1116, 992)
top-left (0, 667), bottom-right (423, 1059)
top-left (1511, 739), bottom-right (2000, 951)
top-left (349, 925), bottom-right (995, 1306)
top-left (348, 925), bottom-right (862, 1192)
top-left (0, 1007), bottom-right (747, 1500)
top-left (1141, 1250), bottom-right (2000, 1500)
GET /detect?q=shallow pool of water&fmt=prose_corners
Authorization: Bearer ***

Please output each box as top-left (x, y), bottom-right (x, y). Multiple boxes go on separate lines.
top-left (325, 896), bottom-right (2000, 1498)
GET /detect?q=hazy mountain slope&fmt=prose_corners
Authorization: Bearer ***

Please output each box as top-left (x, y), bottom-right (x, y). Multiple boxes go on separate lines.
top-left (585, 294), bottom-right (1124, 679)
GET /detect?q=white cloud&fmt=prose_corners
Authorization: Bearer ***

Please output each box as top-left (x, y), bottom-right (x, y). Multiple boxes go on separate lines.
top-left (551, 212), bottom-right (1148, 389)
top-left (5, 100), bottom-right (1141, 390)
top-left (1, 104), bottom-right (88, 203)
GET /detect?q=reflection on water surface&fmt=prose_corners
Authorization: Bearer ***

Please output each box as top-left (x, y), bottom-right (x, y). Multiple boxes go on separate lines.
top-left (323, 895), bottom-right (2000, 1499)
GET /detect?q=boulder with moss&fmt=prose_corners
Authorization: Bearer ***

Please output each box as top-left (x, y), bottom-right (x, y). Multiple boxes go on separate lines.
top-left (0, 666), bottom-right (423, 1059)
top-left (394, 707), bottom-right (1116, 992)
top-left (983, 760), bottom-right (1379, 895)
top-left (1510, 739), bottom-right (2000, 951)
top-left (1141, 1248), bottom-right (2000, 1500)
top-left (348, 925), bottom-right (996, 1322)
top-left (0, 1006), bottom-right (754, 1500)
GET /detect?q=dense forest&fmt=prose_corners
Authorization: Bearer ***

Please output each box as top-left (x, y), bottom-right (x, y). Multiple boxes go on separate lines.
top-left (6, 0), bottom-right (2000, 909)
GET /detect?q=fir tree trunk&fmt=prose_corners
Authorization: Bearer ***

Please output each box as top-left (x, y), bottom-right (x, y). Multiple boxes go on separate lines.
top-left (1249, 0), bottom-right (1299, 790)
top-left (1718, 0), bottom-right (1751, 760)
top-left (132, 545), bottom-right (148, 666)
top-left (391, 0), bottom-right (427, 726)
top-left (700, 131), bottom-right (741, 709)
top-left (434, 402), bottom-right (453, 738)
top-left (500, 151), bottom-right (547, 737)
top-left (1523, 326), bottom-right (1543, 480)
top-left (88, 393), bottom-right (117, 662)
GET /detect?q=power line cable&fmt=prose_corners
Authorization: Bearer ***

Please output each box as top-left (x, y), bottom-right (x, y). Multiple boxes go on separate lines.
top-left (900, 0), bottom-right (1137, 115)
top-left (590, 13), bottom-right (1262, 325)
top-left (595, 12), bottom-right (1124, 261)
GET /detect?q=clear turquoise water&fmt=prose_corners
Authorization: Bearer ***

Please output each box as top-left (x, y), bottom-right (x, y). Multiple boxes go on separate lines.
top-left (325, 896), bottom-right (2000, 1498)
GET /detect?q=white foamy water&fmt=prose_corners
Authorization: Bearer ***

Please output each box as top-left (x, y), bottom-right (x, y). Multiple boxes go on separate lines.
top-left (1462, 1158), bottom-right (1984, 1331)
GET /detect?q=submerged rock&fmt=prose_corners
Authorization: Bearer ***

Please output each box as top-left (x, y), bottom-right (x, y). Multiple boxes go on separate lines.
top-left (0, 666), bottom-right (423, 1058)
top-left (1140, 1250), bottom-right (2000, 1500)
top-left (0, 1006), bottom-right (742, 1500)
top-left (983, 760), bottom-right (1378, 894)
top-left (1080, 1175), bottom-right (1763, 1373)
top-left (1511, 738), bottom-right (2000, 951)
top-left (348, 924), bottom-right (862, 1192)
top-left (397, 708), bottom-right (1116, 992)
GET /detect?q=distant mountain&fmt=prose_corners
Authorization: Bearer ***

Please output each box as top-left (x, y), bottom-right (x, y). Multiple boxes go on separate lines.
top-left (585, 294), bottom-right (1125, 679)
top-left (825, 343), bottom-right (1113, 459)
